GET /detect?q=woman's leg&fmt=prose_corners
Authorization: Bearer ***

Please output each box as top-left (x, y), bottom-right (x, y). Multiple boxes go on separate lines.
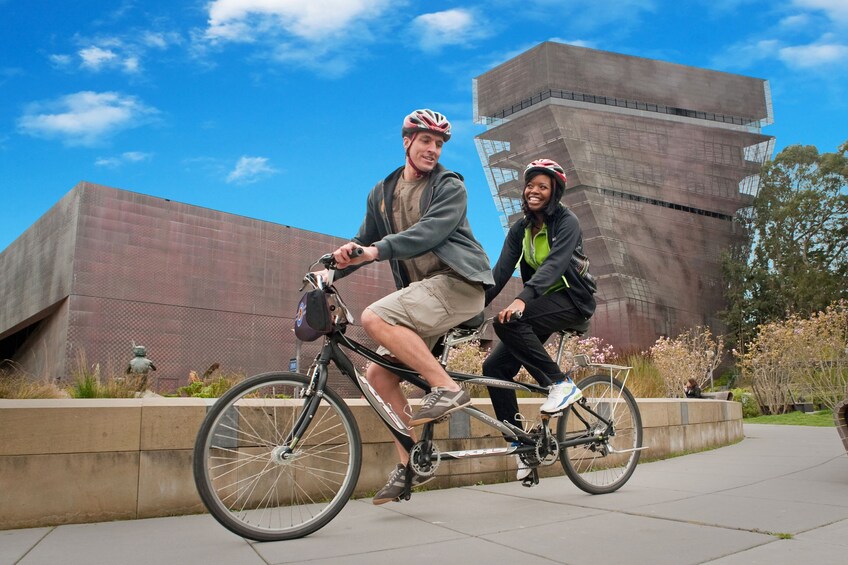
top-left (492, 293), bottom-right (588, 388)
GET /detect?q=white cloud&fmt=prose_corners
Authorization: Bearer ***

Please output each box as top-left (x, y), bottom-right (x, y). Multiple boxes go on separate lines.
top-left (79, 46), bottom-right (119, 70)
top-left (205, 0), bottom-right (392, 42)
top-left (76, 41), bottom-right (143, 74)
top-left (710, 39), bottom-right (783, 70)
top-left (199, 0), bottom-right (396, 76)
top-left (17, 91), bottom-right (159, 146)
top-left (49, 54), bottom-right (73, 68)
top-left (142, 31), bottom-right (182, 49)
top-left (95, 151), bottom-right (153, 167)
top-left (793, 0), bottom-right (848, 25)
top-left (52, 30), bottom-right (182, 77)
top-left (123, 56), bottom-right (140, 73)
top-left (779, 39), bottom-right (848, 68)
top-left (779, 14), bottom-right (810, 28)
top-left (411, 9), bottom-right (490, 52)
top-left (226, 156), bottom-right (279, 185)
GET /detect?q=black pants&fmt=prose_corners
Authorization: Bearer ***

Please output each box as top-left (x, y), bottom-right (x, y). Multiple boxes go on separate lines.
top-left (482, 292), bottom-right (589, 433)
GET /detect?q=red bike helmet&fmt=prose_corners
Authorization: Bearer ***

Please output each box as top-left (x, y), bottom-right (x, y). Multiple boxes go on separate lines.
top-left (524, 158), bottom-right (567, 194)
top-left (402, 109), bottom-right (452, 141)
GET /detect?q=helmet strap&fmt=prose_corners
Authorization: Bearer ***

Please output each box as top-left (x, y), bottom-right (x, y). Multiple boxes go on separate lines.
top-left (403, 132), bottom-right (427, 179)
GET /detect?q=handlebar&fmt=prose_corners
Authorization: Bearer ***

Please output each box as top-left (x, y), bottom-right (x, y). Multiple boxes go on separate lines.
top-left (316, 246), bottom-right (363, 270)
top-left (302, 247), bottom-right (365, 290)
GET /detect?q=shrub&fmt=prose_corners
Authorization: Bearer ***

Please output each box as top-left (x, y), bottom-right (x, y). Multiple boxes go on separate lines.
top-left (444, 339), bottom-right (490, 397)
top-left (178, 369), bottom-right (245, 398)
top-left (620, 354), bottom-right (664, 398)
top-left (0, 362), bottom-right (67, 399)
top-left (731, 388), bottom-right (762, 418)
top-left (67, 359), bottom-right (144, 398)
top-left (737, 300), bottom-right (847, 414)
top-left (649, 327), bottom-right (724, 398)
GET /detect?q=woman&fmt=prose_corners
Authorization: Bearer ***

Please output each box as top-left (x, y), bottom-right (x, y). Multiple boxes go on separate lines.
top-left (483, 158), bottom-right (597, 479)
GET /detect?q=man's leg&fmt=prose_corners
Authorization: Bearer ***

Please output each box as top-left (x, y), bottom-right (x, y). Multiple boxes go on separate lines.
top-left (364, 276), bottom-right (483, 426)
top-left (362, 309), bottom-right (459, 391)
top-left (365, 361), bottom-right (415, 464)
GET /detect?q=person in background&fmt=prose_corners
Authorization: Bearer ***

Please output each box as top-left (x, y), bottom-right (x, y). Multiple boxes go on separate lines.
top-left (685, 378), bottom-right (702, 398)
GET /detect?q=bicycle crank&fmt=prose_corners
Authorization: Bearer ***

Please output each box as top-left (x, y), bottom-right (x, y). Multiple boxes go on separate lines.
top-left (409, 441), bottom-right (441, 478)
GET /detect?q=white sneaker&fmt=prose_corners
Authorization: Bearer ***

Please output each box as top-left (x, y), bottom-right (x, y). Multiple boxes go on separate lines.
top-left (515, 454), bottom-right (532, 481)
top-left (540, 380), bottom-right (582, 414)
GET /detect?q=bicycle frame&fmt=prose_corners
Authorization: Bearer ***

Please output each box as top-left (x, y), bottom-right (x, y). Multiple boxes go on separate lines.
top-left (297, 324), bottom-right (619, 466)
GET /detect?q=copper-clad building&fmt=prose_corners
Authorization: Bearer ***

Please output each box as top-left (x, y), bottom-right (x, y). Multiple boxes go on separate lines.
top-left (0, 182), bottom-right (516, 394)
top-left (474, 42), bottom-right (774, 350)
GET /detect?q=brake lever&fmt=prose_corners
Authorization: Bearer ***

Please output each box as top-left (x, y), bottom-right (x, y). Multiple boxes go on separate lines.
top-left (303, 248), bottom-right (364, 290)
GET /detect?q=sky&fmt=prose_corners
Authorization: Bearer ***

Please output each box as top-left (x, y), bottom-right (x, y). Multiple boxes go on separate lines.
top-left (1, 0), bottom-right (846, 260)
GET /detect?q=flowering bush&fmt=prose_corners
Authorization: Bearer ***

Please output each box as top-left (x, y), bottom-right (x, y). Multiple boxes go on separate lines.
top-left (441, 334), bottom-right (615, 395)
top-left (648, 327), bottom-right (724, 398)
top-left (444, 339), bottom-right (488, 376)
top-left (738, 300), bottom-right (847, 414)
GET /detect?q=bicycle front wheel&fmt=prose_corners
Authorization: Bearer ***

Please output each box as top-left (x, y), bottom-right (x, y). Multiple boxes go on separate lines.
top-left (556, 373), bottom-right (642, 494)
top-left (193, 372), bottom-right (362, 541)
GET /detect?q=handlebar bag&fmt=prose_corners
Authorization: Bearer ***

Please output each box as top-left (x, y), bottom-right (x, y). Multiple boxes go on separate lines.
top-left (294, 289), bottom-right (334, 342)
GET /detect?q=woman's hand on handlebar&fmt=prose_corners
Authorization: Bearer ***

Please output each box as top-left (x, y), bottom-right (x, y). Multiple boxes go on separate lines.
top-left (333, 242), bottom-right (376, 269)
top-left (497, 299), bottom-right (526, 324)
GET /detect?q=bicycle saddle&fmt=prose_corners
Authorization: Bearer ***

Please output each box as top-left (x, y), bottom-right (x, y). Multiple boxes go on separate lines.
top-left (557, 318), bottom-right (590, 336)
top-left (455, 312), bottom-right (485, 330)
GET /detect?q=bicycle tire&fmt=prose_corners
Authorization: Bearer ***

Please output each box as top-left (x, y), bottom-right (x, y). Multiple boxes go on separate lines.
top-left (556, 373), bottom-right (642, 494)
top-left (193, 371), bottom-right (362, 541)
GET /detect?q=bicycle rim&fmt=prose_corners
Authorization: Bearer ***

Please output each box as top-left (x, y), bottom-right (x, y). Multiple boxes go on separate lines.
top-left (193, 372), bottom-right (361, 541)
top-left (557, 373), bottom-right (642, 494)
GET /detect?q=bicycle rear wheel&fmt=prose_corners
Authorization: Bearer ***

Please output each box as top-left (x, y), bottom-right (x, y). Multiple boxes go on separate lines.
top-left (556, 373), bottom-right (642, 494)
top-left (193, 372), bottom-right (361, 541)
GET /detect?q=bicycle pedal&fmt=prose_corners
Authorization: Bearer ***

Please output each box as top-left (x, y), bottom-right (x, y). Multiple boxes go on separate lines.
top-left (521, 469), bottom-right (540, 488)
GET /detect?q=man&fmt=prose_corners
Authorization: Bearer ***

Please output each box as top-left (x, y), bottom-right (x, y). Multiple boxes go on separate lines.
top-left (330, 109), bottom-right (493, 504)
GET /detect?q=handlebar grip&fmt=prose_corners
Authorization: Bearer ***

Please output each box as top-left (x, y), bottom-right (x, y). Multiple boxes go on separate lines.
top-left (350, 247), bottom-right (364, 257)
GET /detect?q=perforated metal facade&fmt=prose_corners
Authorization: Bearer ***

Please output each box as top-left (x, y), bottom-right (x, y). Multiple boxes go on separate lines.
top-left (475, 42), bottom-right (774, 350)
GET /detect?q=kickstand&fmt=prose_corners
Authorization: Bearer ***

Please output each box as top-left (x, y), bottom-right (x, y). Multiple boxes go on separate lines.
top-left (521, 468), bottom-right (539, 488)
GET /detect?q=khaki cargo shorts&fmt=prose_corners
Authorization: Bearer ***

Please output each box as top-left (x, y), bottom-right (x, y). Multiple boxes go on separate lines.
top-left (367, 274), bottom-right (485, 356)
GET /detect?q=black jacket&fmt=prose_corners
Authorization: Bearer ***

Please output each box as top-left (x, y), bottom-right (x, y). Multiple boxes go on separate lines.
top-left (486, 204), bottom-right (596, 318)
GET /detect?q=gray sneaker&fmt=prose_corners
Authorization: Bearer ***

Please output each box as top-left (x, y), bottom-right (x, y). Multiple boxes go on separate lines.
top-left (407, 387), bottom-right (471, 426)
top-left (372, 464), bottom-right (434, 505)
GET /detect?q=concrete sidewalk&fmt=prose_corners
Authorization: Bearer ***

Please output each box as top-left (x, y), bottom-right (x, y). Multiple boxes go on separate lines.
top-left (3, 424), bottom-right (847, 565)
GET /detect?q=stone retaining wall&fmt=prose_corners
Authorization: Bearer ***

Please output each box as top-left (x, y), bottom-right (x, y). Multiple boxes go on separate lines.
top-left (0, 397), bottom-right (742, 530)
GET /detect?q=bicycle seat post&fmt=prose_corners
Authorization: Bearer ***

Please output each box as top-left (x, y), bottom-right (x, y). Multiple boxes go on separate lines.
top-left (554, 331), bottom-right (568, 366)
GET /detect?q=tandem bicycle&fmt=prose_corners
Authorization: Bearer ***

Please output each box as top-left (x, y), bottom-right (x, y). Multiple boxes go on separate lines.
top-left (193, 252), bottom-right (644, 541)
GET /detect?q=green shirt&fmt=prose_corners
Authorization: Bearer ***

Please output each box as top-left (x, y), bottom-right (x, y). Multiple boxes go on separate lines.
top-left (522, 223), bottom-right (568, 294)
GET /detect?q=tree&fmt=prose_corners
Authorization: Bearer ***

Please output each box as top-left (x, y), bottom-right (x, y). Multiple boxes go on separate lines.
top-left (722, 140), bottom-right (848, 349)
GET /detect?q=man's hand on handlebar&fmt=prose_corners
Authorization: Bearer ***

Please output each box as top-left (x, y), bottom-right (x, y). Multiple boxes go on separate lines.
top-left (333, 242), bottom-right (376, 269)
